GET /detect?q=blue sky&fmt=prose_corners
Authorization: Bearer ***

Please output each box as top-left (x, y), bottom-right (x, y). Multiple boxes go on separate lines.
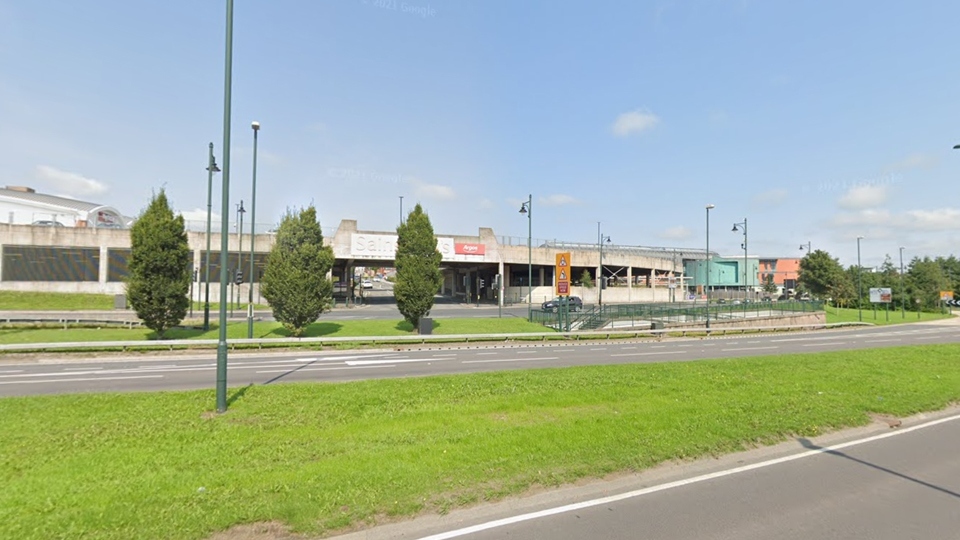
top-left (2, 0), bottom-right (959, 269)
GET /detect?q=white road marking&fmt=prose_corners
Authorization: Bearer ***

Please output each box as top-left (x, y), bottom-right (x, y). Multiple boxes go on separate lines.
top-left (420, 413), bottom-right (960, 540)
top-left (476, 352), bottom-right (498, 356)
top-left (610, 351), bottom-right (684, 357)
top-left (589, 348), bottom-right (607, 351)
top-left (0, 375), bottom-right (164, 386)
top-left (721, 346), bottom-right (779, 352)
top-left (620, 346), bottom-right (637, 350)
top-left (432, 353), bottom-right (458, 358)
top-left (516, 351), bottom-right (539, 355)
top-left (63, 366), bottom-right (102, 371)
top-left (0, 370), bottom-right (23, 374)
top-left (462, 357), bottom-right (560, 364)
top-left (255, 365), bottom-right (392, 374)
top-left (802, 342), bottom-right (847, 347)
top-left (346, 358), bottom-right (437, 366)
top-left (866, 338), bottom-right (900, 343)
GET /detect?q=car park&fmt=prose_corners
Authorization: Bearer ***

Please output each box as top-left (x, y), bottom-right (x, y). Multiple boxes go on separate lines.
top-left (541, 296), bottom-right (583, 312)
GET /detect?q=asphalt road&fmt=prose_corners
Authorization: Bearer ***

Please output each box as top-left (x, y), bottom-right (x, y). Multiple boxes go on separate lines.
top-left (366, 411), bottom-right (960, 540)
top-left (2, 321), bottom-right (959, 397)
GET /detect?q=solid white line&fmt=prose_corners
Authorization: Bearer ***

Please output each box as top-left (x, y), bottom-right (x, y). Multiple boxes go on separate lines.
top-left (255, 365), bottom-right (392, 374)
top-left (0, 375), bottom-right (164, 385)
top-left (802, 342), bottom-right (847, 347)
top-left (0, 370), bottom-right (23, 374)
top-left (610, 351), bottom-right (684, 357)
top-left (721, 346), bottom-right (779, 352)
top-left (462, 357), bottom-right (559, 364)
top-left (419, 413), bottom-right (960, 540)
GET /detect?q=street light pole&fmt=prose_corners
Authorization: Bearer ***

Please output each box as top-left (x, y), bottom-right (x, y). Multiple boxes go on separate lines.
top-left (899, 246), bottom-right (905, 319)
top-left (216, 0), bottom-right (235, 414)
top-left (597, 222), bottom-right (610, 309)
top-left (857, 236), bottom-right (864, 322)
top-left (399, 196), bottom-right (404, 225)
top-left (236, 200), bottom-right (245, 311)
top-left (705, 204), bottom-right (715, 329)
top-left (247, 121), bottom-right (259, 339)
top-left (519, 195), bottom-right (532, 320)
top-left (203, 143), bottom-right (220, 332)
top-left (732, 218), bottom-right (748, 305)
top-left (799, 241), bottom-right (811, 254)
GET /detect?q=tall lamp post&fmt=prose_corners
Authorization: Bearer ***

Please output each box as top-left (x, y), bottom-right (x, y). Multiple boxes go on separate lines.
top-left (597, 222), bottom-right (610, 308)
top-left (732, 218), bottom-right (748, 304)
top-left (899, 246), bottom-right (906, 319)
top-left (857, 236), bottom-right (864, 322)
top-left (705, 204), bottom-right (715, 329)
top-left (215, 0), bottom-right (235, 414)
top-left (203, 143), bottom-right (221, 332)
top-left (236, 200), bottom-right (245, 310)
top-left (519, 195), bottom-right (532, 320)
top-left (247, 121), bottom-right (260, 338)
top-left (399, 196), bottom-right (404, 225)
top-left (799, 241), bottom-right (811, 254)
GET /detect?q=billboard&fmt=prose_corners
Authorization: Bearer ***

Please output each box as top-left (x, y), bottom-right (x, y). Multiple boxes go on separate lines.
top-left (869, 287), bottom-right (892, 303)
top-left (555, 252), bottom-right (571, 296)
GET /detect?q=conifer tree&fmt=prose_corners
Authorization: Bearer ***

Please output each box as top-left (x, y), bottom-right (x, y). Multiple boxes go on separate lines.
top-left (394, 203), bottom-right (442, 330)
top-left (126, 190), bottom-right (191, 339)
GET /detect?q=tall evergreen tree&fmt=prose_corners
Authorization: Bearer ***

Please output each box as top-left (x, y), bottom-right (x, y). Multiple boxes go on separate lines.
top-left (260, 206), bottom-right (334, 336)
top-left (394, 203), bottom-right (442, 330)
top-left (125, 190), bottom-right (191, 339)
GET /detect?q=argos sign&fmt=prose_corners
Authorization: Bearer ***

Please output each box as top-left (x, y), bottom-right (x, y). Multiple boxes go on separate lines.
top-left (455, 243), bottom-right (486, 255)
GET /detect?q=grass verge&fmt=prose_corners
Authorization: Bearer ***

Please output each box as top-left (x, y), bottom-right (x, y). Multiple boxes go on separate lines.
top-left (824, 306), bottom-right (952, 325)
top-left (0, 290), bottom-right (116, 310)
top-left (0, 317), bottom-right (549, 345)
top-left (2, 345), bottom-right (959, 539)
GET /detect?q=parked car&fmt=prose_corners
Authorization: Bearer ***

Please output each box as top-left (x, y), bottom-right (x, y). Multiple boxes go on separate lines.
top-left (361, 280), bottom-right (373, 289)
top-left (541, 296), bottom-right (583, 312)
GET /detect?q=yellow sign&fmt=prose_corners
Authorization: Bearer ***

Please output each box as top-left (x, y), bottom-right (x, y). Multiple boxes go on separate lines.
top-left (555, 252), bottom-right (571, 296)
top-left (940, 291), bottom-right (954, 301)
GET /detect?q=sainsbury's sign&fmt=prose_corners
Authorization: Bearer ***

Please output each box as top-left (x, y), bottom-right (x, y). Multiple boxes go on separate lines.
top-left (350, 234), bottom-right (456, 260)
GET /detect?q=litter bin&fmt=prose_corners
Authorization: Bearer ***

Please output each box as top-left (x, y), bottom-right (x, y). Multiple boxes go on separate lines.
top-left (419, 317), bottom-right (433, 335)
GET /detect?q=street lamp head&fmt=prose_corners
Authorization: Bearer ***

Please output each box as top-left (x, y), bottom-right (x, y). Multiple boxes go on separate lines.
top-left (251, 121), bottom-right (260, 131)
top-left (207, 160), bottom-right (221, 173)
top-left (706, 204), bottom-right (715, 210)
top-left (238, 200), bottom-right (246, 213)
top-left (519, 203), bottom-right (528, 215)
top-left (731, 224), bottom-right (739, 232)
top-left (953, 144), bottom-right (960, 149)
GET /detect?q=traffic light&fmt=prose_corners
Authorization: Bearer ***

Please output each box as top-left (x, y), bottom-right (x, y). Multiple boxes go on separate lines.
top-left (479, 278), bottom-right (485, 289)
top-left (234, 269), bottom-right (243, 285)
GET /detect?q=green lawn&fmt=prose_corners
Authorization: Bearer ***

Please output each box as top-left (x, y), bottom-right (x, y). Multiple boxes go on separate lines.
top-left (824, 305), bottom-right (954, 325)
top-left (2, 345), bottom-right (958, 539)
top-left (0, 291), bottom-right (117, 310)
top-left (0, 317), bottom-right (548, 345)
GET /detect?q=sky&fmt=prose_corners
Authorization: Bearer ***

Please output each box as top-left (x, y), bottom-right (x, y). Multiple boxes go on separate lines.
top-left (1, 0), bottom-right (959, 269)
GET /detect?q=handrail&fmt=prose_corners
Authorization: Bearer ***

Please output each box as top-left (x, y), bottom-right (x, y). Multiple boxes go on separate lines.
top-left (0, 322), bottom-right (869, 353)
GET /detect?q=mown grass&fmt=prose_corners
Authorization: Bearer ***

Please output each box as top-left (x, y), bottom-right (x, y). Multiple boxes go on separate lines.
top-left (0, 317), bottom-right (549, 345)
top-left (0, 291), bottom-right (116, 310)
top-left (825, 305), bottom-right (953, 325)
top-left (2, 345), bottom-right (959, 539)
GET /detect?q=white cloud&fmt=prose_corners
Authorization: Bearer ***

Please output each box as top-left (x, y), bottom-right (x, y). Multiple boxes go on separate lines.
top-left (830, 209), bottom-right (892, 227)
top-left (837, 184), bottom-right (888, 209)
top-left (752, 188), bottom-right (788, 206)
top-left (660, 226), bottom-right (692, 241)
top-left (539, 194), bottom-right (579, 207)
top-left (180, 208), bottom-right (221, 223)
top-left (885, 152), bottom-right (937, 172)
top-left (612, 109), bottom-right (659, 137)
top-left (900, 208), bottom-right (960, 231)
top-left (34, 165), bottom-right (107, 196)
top-left (411, 178), bottom-right (456, 200)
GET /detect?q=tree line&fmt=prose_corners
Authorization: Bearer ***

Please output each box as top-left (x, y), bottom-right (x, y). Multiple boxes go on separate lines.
top-left (798, 249), bottom-right (960, 311)
top-left (125, 191), bottom-right (442, 338)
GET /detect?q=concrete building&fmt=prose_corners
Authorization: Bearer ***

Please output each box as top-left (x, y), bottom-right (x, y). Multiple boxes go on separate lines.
top-left (0, 218), bottom-right (711, 306)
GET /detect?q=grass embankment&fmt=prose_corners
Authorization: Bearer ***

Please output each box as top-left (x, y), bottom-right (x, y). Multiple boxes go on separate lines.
top-left (824, 306), bottom-right (953, 325)
top-left (0, 318), bottom-right (548, 345)
top-left (2, 345), bottom-right (959, 540)
top-left (0, 291), bottom-right (116, 310)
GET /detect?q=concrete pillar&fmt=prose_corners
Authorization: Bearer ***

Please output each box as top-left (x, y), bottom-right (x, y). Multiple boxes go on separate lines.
top-left (99, 246), bottom-right (109, 286)
top-left (498, 259), bottom-right (504, 308)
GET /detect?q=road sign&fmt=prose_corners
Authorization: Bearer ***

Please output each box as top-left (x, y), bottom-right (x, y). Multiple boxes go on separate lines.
top-left (555, 252), bottom-right (571, 296)
top-left (940, 291), bottom-right (954, 301)
top-left (869, 287), bottom-right (892, 303)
